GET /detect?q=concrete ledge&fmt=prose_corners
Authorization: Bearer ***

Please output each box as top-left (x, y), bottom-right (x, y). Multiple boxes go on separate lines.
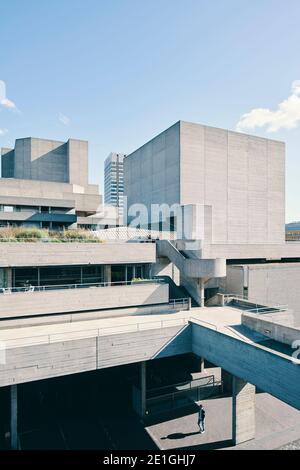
top-left (0, 324), bottom-right (192, 387)
top-left (0, 283), bottom-right (169, 318)
top-left (0, 242), bottom-right (156, 267)
top-left (242, 312), bottom-right (300, 346)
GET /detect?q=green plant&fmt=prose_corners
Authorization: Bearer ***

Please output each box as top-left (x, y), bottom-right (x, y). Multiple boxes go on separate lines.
top-left (131, 277), bottom-right (146, 283)
top-left (14, 228), bottom-right (47, 239)
top-left (0, 227), bottom-right (103, 242)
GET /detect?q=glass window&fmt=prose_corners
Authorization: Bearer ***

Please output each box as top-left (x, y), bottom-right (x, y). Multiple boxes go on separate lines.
top-left (3, 206), bottom-right (14, 213)
top-left (126, 266), bottom-right (134, 282)
top-left (14, 268), bottom-right (39, 287)
top-left (111, 265), bottom-right (126, 284)
top-left (82, 266), bottom-right (104, 284)
top-left (39, 266), bottom-right (81, 286)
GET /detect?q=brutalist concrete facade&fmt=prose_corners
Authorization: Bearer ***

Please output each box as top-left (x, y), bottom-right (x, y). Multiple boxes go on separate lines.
top-left (124, 121), bottom-right (285, 245)
top-left (0, 137), bottom-right (103, 229)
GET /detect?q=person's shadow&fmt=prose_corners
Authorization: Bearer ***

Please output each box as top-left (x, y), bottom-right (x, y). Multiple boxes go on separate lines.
top-left (161, 431), bottom-right (200, 440)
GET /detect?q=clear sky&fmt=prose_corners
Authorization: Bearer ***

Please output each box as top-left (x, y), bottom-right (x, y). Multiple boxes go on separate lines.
top-left (1, 0), bottom-right (300, 222)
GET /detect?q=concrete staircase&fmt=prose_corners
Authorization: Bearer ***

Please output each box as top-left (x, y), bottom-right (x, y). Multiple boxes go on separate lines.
top-left (157, 240), bottom-right (225, 279)
top-left (155, 276), bottom-right (198, 307)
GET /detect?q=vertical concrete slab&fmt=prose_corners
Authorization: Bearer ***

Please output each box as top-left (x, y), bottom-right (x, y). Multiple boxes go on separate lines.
top-left (103, 265), bottom-right (112, 284)
top-left (232, 376), bottom-right (255, 445)
top-left (199, 279), bottom-right (205, 307)
top-left (221, 369), bottom-right (233, 394)
top-left (5, 267), bottom-right (13, 288)
top-left (10, 384), bottom-right (18, 450)
top-left (141, 361), bottom-right (147, 418)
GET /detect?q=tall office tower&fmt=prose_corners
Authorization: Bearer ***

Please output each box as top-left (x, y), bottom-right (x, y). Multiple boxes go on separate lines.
top-left (104, 152), bottom-right (125, 224)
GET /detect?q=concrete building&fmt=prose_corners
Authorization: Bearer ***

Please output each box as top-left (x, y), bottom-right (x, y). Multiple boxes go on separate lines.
top-left (0, 138), bottom-right (116, 230)
top-left (104, 152), bottom-right (125, 225)
top-left (286, 222), bottom-right (300, 241)
top-left (1, 122), bottom-right (300, 451)
top-left (125, 121), bottom-right (285, 245)
top-left (124, 121), bottom-right (300, 322)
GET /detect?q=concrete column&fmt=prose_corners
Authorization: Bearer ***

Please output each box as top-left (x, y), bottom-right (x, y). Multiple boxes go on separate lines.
top-left (232, 376), bottom-right (255, 446)
top-left (140, 361), bottom-right (146, 418)
top-left (5, 268), bottom-right (13, 288)
top-left (199, 357), bottom-right (205, 372)
top-left (103, 265), bottom-right (112, 285)
top-left (10, 385), bottom-right (18, 450)
top-left (221, 368), bottom-right (233, 394)
top-left (199, 279), bottom-right (205, 307)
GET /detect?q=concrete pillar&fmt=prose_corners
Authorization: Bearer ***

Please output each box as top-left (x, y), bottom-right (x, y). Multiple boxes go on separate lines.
top-left (103, 265), bottom-right (111, 285)
top-left (5, 268), bottom-right (13, 288)
top-left (232, 376), bottom-right (256, 446)
top-left (199, 279), bottom-right (205, 307)
top-left (221, 368), bottom-right (233, 394)
top-left (140, 361), bottom-right (146, 418)
top-left (10, 385), bottom-right (18, 450)
top-left (199, 357), bottom-right (205, 372)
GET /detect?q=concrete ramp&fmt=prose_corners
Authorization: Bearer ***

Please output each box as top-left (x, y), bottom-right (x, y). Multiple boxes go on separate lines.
top-left (190, 319), bottom-right (300, 411)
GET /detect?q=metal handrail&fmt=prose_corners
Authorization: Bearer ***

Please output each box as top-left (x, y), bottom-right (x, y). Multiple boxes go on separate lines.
top-left (222, 293), bottom-right (288, 314)
top-left (148, 374), bottom-right (215, 395)
top-left (0, 237), bottom-right (156, 244)
top-left (0, 237), bottom-right (102, 243)
top-left (189, 316), bottom-right (218, 330)
top-left (0, 279), bottom-right (165, 294)
top-left (169, 298), bottom-right (189, 305)
top-left (245, 305), bottom-right (288, 314)
top-left (146, 378), bottom-right (223, 407)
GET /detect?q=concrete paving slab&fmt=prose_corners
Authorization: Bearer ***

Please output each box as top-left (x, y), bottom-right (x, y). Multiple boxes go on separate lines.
top-left (146, 393), bottom-right (300, 450)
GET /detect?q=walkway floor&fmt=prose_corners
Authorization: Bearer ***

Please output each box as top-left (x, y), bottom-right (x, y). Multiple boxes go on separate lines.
top-left (145, 393), bottom-right (300, 450)
top-left (0, 306), bottom-right (243, 348)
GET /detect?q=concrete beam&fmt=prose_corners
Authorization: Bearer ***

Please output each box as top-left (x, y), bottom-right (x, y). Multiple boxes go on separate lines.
top-left (192, 322), bottom-right (300, 410)
top-left (232, 376), bottom-right (256, 445)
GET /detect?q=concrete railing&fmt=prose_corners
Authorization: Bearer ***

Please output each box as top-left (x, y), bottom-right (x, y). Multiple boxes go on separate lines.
top-left (1, 316), bottom-right (190, 349)
top-left (0, 279), bottom-right (164, 295)
top-left (0, 241), bottom-right (156, 267)
top-left (222, 293), bottom-right (288, 313)
top-left (242, 311), bottom-right (300, 345)
top-left (0, 282), bottom-right (169, 319)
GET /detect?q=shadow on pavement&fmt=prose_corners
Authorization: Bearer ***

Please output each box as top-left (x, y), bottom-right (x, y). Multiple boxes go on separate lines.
top-left (181, 439), bottom-right (233, 450)
top-left (161, 431), bottom-right (201, 440)
top-left (144, 404), bottom-right (199, 426)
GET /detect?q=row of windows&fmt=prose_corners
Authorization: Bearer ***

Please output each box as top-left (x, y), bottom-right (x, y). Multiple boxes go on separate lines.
top-left (3, 264), bottom-right (151, 288)
top-left (0, 205), bottom-right (70, 214)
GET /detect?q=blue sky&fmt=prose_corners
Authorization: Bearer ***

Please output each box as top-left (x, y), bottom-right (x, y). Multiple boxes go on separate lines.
top-left (1, 0), bottom-right (300, 221)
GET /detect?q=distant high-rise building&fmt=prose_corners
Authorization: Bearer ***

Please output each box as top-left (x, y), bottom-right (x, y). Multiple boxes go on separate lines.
top-left (104, 152), bottom-right (125, 224)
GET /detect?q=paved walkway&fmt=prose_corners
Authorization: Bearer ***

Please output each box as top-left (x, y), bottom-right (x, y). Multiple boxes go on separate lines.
top-left (146, 393), bottom-right (300, 450)
top-left (0, 306), bottom-right (244, 348)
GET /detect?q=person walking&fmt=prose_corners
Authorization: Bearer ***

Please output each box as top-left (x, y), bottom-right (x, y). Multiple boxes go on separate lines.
top-left (198, 404), bottom-right (206, 434)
